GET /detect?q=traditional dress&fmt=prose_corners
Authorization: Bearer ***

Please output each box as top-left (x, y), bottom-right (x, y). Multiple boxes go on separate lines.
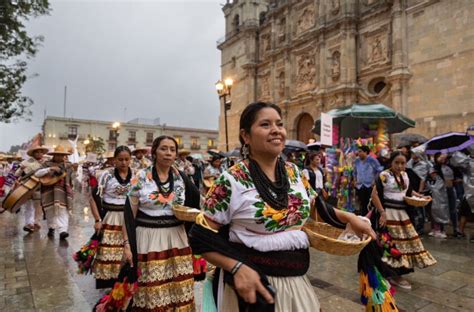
top-left (35, 161), bottom-right (74, 235)
top-left (128, 166), bottom-right (194, 311)
top-left (201, 161), bottom-right (320, 311)
top-left (376, 170), bottom-right (436, 272)
top-left (15, 158), bottom-right (44, 230)
top-left (93, 168), bottom-right (132, 288)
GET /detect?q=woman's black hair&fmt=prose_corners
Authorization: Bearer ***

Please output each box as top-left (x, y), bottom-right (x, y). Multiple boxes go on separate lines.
top-left (114, 145), bottom-right (132, 158)
top-left (239, 102), bottom-right (282, 146)
top-left (389, 150), bottom-right (406, 164)
top-left (305, 152), bottom-right (321, 167)
top-left (358, 145), bottom-right (371, 154)
top-left (151, 136), bottom-right (178, 161)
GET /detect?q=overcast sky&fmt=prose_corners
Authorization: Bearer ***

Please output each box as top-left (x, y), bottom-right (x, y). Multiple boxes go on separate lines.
top-left (0, 0), bottom-right (224, 151)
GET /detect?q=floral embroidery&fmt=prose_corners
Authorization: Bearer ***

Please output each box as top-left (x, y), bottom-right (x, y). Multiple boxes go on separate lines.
top-left (229, 163), bottom-right (253, 188)
top-left (254, 191), bottom-right (309, 232)
top-left (204, 176), bottom-right (231, 214)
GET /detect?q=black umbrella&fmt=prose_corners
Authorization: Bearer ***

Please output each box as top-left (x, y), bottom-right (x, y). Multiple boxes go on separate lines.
top-left (222, 148), bottom-right (241, 158)
top-left (425, 132), bottom-right (474, 155)
top-left (393, 133), bottom-right (427, 148)
top-left (285, 140), bottom-right (308, 152)
top-left (307, 142), bottom-right (322, 151)
top-left (207, 149), bottom-right (224, 158)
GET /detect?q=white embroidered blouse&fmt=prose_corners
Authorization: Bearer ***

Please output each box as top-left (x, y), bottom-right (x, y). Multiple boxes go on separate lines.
top-left (203, 161), bottom-right (315, 252)
top-left (128, 166), bottom-right (185, 217)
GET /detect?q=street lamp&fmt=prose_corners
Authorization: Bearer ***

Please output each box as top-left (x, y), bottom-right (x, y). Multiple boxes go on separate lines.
top-left (215, 78), bottom-right (233, 152)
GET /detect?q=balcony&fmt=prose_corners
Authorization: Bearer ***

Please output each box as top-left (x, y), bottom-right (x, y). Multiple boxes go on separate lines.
top-left (127, 138), bottom-right (137, 145)
top-left (177, 144), bottom-right (184, 149)
top-left (191, 144), bottom-right (201, 150)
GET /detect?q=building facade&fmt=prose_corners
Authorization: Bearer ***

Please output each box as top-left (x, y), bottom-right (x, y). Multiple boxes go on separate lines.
top-left (217, 0), bottom-right (474, 148)
top-left (42, 116), bottom-right (218, 155)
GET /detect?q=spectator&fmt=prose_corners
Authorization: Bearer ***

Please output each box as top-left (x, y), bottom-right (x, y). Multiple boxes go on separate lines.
top-left (303, 152), bottom-right (325, 193)
top-left (354, 145), bottom-right (383, 215)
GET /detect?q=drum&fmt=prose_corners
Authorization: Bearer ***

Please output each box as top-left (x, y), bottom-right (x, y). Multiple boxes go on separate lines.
top-left (3, 176), bottom-right (41, 213)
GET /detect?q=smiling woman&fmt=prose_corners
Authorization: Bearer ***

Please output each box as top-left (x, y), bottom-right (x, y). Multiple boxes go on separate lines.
top-left (190, 102), bottom-right (376, 312)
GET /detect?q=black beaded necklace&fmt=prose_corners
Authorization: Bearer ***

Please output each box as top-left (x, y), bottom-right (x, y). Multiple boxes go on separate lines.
top-left (248, 157), bottom-right (289, 210)
top-left (152, 166), bottom-right (174, 197)
top-left (114, 168), bottom-right (132, 185)
top-left (390, 169), bottom-right (406, 191)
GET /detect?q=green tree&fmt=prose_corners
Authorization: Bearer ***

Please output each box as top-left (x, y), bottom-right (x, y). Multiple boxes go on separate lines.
top-left (85, 136), bottom-right (106, 155)
top-left (0, 0), bottom-right (50, 122)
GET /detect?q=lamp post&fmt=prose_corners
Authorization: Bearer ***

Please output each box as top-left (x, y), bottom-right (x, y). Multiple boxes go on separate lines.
top-left (215, 78), bottom-right (233, 152)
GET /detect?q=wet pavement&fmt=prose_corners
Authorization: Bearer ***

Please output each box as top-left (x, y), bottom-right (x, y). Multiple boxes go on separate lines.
top-left (1, 192), bottom-right (473, 311)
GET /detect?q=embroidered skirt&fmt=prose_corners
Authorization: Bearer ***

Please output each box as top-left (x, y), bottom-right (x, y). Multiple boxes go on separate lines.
top-left (383, 207), bottom-right (437, 270)
top-left (221, 274), bottom-right (320, 312)
top-left (133, 224), bottom-right (194, 311)
top-left (93, 211), bottom-right (124, 288)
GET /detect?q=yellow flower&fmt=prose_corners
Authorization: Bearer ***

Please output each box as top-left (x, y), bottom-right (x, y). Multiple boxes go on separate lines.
top-left (262, 204), bottom-right (288, 221)
top-left (111, 283), bottom-right (125, 300)
top-left (272, 212), bottom-right (286, 221)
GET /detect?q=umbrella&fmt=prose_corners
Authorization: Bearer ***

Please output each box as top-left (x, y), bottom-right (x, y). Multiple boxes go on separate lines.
top-left (285, 140), bottom-right (308, 152)
top-left (207, 149), bottom-right (224, 158)
top-left (222, 148), bottom-right (241, 158)
top-left (313, 103), bottom-right (415, 138)
top-left (425, 132), bottom-right (474, 155)
top-left (307, 141), bottom-right (322, 151)
top-left (393, 133), bottom-right (428, 148)
top-left (467, 124), bottom-right (474, 132)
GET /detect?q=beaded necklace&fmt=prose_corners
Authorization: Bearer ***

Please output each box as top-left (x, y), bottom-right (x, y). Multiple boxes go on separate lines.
top-left (248, 157), bottom-right (289, 210)
top-left (152, 166), bottom-right (174, 198)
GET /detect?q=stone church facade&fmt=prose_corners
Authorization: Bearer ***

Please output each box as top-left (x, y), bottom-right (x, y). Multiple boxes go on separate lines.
top-left (217, 0), bottom-right (473, 148)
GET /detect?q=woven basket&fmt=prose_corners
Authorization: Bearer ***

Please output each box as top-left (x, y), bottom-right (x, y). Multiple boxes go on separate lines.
top-left (172, 205), bottom-right (200, 222)
top-left (404, 196), bottom-right (431, 207)
top-left (303, 219), bottom-right (371, 256)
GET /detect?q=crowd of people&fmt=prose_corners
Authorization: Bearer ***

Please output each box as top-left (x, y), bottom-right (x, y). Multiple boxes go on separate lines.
top-left (0, 101), bottom-right (472, 311)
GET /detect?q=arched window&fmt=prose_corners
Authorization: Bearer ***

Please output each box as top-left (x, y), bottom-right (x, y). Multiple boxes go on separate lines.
top-left (232, 14), bottom-right (240, 31)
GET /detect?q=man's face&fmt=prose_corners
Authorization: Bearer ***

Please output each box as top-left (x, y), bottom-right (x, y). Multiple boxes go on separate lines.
top-left (135, 151), bottom-right (143, 160)
top-left (358, 149), bottom-right (367, 159)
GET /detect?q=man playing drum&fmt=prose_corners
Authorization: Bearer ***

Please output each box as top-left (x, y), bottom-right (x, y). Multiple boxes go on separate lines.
top-left (35, 146), bottom-right (74, 240)
top-left (15, 146), bottom-right (49, 232)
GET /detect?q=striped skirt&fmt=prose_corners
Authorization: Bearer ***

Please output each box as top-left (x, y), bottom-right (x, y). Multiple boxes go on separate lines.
top-left (93, 211), bottom-right (124, 288)
top-left (383, 203), bottom-right (437, 270)
top-left (132, 224), bottom-right (194, 311)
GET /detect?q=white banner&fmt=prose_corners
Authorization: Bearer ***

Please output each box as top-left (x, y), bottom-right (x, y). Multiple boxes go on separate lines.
top-left (320, 113), bottom-right (333, 146)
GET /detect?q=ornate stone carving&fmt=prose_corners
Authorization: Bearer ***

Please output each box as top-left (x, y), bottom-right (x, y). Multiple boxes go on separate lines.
top-left (327, 94), bottom-right (344, 108)
top-left (277, 71), bottom-right (285, 98)
top-left (259, 74), bottom-right (271, 100)
top-left (367, 35), bottom-right (387, 64)
top-left (296, 52), bottom-right (316, 92)
top-left (277, 17), bottom-right (286, 43)
top-left (330, 0), bottom-right (341, 15)
top-left (331, 51), bottom-right (341, 81)
top-left (296, 7), bottom-right (315, 35)
top-left (260, 34), bottom-right (271, 56)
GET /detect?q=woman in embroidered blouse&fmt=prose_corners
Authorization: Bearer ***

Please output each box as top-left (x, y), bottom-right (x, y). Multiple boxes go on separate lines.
top-left (123, 136), bottom-right (195, 311)
top-left (90, 146), bottom-right (133, 288)
top-left (371, 151), bottom-right (436, 290)
top-left (191, 102), bottom-right (375, 311)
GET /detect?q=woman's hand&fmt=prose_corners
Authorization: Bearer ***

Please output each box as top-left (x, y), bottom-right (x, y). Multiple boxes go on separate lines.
top-left (348, 214), bottom-right (377, 240)
top-left (123, 244), bottom-right (133, 267)
top-left (233, 264), bottom-right (274, 305)
top-left (379, 211), bottom-right (387, 227)
top-left (94, 221), bottom-right (102, 233)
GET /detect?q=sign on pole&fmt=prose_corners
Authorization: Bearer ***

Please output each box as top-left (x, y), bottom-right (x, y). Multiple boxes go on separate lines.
top-left (320, 113), bottom-right (333, 146)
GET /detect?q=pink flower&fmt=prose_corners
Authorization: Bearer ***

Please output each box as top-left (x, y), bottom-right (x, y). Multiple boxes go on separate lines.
top-left (285, 210), bottom-right (302, 226)
top-left (287, 194), bottom-right (303, 210)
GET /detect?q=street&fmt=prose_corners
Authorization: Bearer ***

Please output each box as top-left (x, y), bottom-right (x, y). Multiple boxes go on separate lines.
top-left (0, 192), bottom-right (473, 311)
